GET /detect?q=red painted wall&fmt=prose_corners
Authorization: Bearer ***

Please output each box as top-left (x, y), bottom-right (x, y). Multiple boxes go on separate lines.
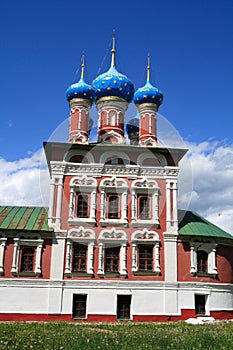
top-left (1, 237), bottom-right (52, 279)
top-left (177, 242), bottom-right (233, 283)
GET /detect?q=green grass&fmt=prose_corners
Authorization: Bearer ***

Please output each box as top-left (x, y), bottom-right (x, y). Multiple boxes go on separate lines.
top-left (0, 321), bottom-right (232, 349)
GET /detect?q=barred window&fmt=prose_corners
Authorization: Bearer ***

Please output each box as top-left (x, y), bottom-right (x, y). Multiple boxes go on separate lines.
top-left (138, 245), bottom-right (153, 271)
top-left (72, 243), bottom-right (87, 272)
top-left (20, 247), bottom-right (35, 272)
top-left (107, 195), bottom-right (120, 219)
top-left (105, 247), bottom-right (120, 272)
top-left (139, 196), bottom-right (151, 220)
top-left (197, 250), bottom-right (208, 273)
top-left (77, 194), bottom-right (89, 218)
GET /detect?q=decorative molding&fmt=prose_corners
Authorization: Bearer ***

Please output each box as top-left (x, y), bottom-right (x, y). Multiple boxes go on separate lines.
top-left (68, 176), bottom-right (97, 226)
top-left (131, 229), bottom-right (161, 274)
top-left (99, 130), bottom-right (125, 144)
top-left (11, 234), bottom-right (44, 277)
top-left (98, 228), bottom-right (128, 276)
top-left (189, 241), bottom-right (218, 277)
top-left (50, 162), bottom-right (179, 178)
top-left (65, 227), bottom-right (96, 276)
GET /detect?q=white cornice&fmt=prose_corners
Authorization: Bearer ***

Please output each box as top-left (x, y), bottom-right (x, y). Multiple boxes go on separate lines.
top-left (50, 161), bottom-right (179, 179)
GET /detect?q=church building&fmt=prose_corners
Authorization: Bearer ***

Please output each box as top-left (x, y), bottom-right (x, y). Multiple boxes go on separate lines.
top-left (0, 38), bottom-right (232, 322)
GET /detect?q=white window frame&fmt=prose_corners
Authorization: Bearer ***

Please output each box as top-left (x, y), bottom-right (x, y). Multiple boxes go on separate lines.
top-left (100, 177), bottom-right (128, 226)
top-left (190, 241), bottom-right (218, 277)
top-left (65, 227), bottom-right (95, 276)
top-left (98, 228), bottom-right (128, 277)
top-left (131, 228), bottom-right (161, 275)
top-left (11, 233), bottom-right (43, 276)
top-left (68, 176), bottom-right (97, 226)
top-left (0, 233), bottom-right (7, 276)
top-left (131, 178), bottom-right (159, 227)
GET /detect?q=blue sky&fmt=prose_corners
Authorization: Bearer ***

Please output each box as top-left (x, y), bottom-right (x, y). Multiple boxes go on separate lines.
top-left (0, 0), bottom-right (233, 233)
top-left (0, 0), bottom-right (232, 160)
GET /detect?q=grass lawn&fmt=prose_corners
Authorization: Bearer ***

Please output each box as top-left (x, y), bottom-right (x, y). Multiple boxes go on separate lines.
top-left (0, 321), bottom-right (232, 349)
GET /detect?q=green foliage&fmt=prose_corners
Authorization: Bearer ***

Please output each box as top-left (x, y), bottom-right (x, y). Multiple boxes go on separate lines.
top-left (0, 321), bottom-right (233, 349)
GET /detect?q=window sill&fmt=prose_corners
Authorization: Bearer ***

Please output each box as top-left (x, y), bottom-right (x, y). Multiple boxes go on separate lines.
top-left (68, 218), bottom-right (96, 226)
top-left (65, 272), bottom-right (93, 278)
top-left (191, 272), bottom-right (217, 278)
top-left (12, 271), bottom-right (40, 277)
top-left (98, 272), bottom-right (127, 278)
top-left (100, 219), bottom-right (128, 227)
top-left (133, 271), bottom-right (160, 276)
top-left (132, 220), bottom-right (159, 228)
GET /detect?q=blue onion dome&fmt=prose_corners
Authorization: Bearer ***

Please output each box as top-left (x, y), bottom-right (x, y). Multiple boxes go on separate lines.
top-left (134, 54), bottom-right (163, 107)
top-left (66, 55), bottom-right (95, 103)
top-left (126, 112), bottom-right (140, 138)
top-left (91, 36), bottom-right (134, 103)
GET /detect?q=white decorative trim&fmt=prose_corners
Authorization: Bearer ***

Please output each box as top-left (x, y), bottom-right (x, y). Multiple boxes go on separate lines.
top-left (99, 151), bottom-right (130, 165)
top-left (99, 130), bottom-right (125, 144)
top-left (99, 177), bottom-right (128, 226)
top-left (11, 233), bottom-right (43, 276)
top-left (140, 137), bottom-right (157, 146)
top-left (98, 228), bottom-right (128, 276)
top-left (189, 241), bottom-right (218, 276)
top-left (0, 234), bottom-right (7, 275)
top-left (70, 105), bottom-right (88, 114)
top-left (65, 227), bottom-right (96, 276)
top-left (68, 176), bottom-right (97, 226)
top-left (131, 177), bottom-right (159, 227)
top-left (50, 162), bottom-right (179, 179)
top-left (137, 152), bottom-right (167, 167)
top-left (166, 180), bottom-right (178, 231)
top-left (70, 133), bottom-right (88, 144)
top-left (131, 229), bottom-right (160, 274)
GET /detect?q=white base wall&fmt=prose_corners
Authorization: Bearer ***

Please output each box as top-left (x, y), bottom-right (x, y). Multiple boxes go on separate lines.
top-left (0, 279), bottom-right (232, 318)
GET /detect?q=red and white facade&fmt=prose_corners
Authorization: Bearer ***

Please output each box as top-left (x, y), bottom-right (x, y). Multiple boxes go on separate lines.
top-left (0, 52), bottom-right (233, 322)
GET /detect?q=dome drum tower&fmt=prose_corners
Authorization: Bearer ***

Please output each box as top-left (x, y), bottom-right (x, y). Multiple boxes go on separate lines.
top-left (134, 54), bottom-right (163, 146)
top-left (66, 55), bottom-right (95, 144)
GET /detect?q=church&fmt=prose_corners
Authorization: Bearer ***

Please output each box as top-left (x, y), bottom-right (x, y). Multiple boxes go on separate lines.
top-left (0, 37), bottom-right (232, 322)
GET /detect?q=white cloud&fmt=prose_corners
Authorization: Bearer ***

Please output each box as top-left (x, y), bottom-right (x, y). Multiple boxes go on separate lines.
top-left (0, 149), bottom-right (50, 207)
top-left (0, 139), bottom-right (232, 235)
top-left (178, 140), bottom-right (233, 234)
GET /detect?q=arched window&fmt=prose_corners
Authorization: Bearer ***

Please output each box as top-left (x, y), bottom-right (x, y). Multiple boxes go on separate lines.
top-left (109, 111), bottom-right (116, 125)
top-left (197, 250), bottom-right (208, 273)
top-left (189, 241), bottom-right (218, 277)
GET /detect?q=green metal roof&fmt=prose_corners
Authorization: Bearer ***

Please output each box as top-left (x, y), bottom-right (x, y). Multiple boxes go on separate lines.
top-left (0, 206), bottom-right (52, 232)
top-left (178, 210), bottom-right (233, 240)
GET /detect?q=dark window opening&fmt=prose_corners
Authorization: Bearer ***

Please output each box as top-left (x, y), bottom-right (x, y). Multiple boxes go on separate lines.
top-left (197, 250), bottom-right (208, 273)
top-left (108, 195), bottom-right (120, 219)
top-left (138, 245), bottom-right (153, 271)
top-left (117, 295), bottom-right (131, 320)
top-left (20, 247), bottom-right (35, 272)
top-left (72, 294), bottom-right (87, 319)
top-left (105, 157), bottom-right (124, 165)
top-left (105, 247), bottom-right (120, 272)
top-left (139, 196), bottom-right (151, 220)
top-left (77, 194), bottom-right (89, 218)
top-left (195, 294), bottom-right (206, 315)
top-left (72, 243), bottom-right (87, 272)
top-left (69, 155), bottom-right (87, 163)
